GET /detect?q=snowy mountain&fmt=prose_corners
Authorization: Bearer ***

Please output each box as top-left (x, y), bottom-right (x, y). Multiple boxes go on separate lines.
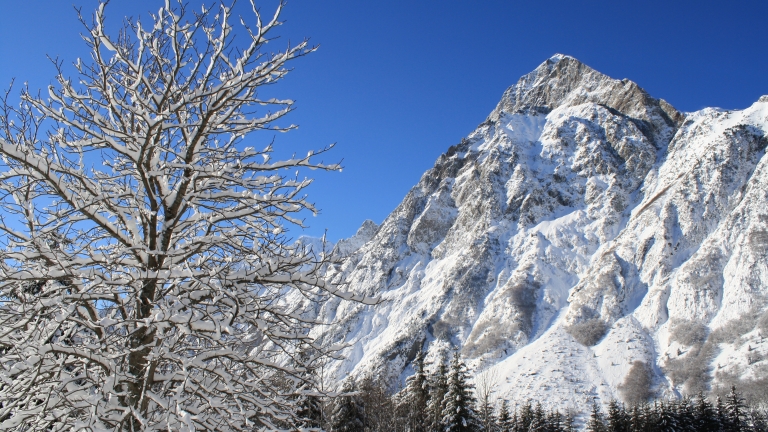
top-left (313, 54), bottom-right (768, 410)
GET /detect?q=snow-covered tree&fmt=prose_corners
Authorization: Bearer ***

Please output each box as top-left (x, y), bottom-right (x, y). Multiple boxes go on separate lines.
top-left (329, 379), bottom-right (365, 432)
top-left (628, 405), bottom-right (644, 432)
top-left (723, 385), bottom-right (747, 432)
top-left (656, 402), bottom-right (679, 431)
top-left (694, 392), bottom-right (717, 432)
top-left (441, 351), bottom-right (479, 432)
top-left (475, 367), bottom-right (498, 432)
top-left (523, 402), bottom-right (538, 432)
top-left (527, 402), bottom-right (546, 432)
top-left (404, 350), bottom-right (430, 432)
top-left (585, 400), bottom-right (606, 432)
top-left (606, 400), bottom-right (628, 432)
top-left (548, 410), bottom-right (565, 432)
top-left (497, 400), bottom-right (511, 432)
top-left (428, 361), bottom-right (449, 432)
top-left (0, 1), bottom-right (373, 429)
top-left (676, 396), bottom-right (696, 432)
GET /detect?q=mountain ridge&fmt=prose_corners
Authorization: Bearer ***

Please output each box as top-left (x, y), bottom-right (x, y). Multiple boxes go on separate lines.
top-left (313, 54), bottom-right (768, 409)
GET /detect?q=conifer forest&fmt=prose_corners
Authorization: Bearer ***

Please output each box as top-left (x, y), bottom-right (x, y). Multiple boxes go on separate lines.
top-left (309, 351), bottom-right (768, 432)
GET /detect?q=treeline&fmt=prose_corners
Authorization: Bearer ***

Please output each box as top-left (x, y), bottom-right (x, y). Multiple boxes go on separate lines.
top-left (299, 352), bottom-right (768, 431)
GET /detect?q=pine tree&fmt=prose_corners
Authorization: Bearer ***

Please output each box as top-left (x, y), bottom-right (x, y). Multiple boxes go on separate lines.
top-left (359, 377), bottom-right (398, 432)
top-left (724, 385), bottom-right (747, 432)
top-left (295, 348), bottom-right (326, 430)
top-left (528, 402), bottom-right (546, 432)
top-left (441, 351), bottom-right (480, 432)
top-left (297, 392), bottom-right (324, 431)
top-left (511, 408), bottom-right (522, 432)
top-left (586, 400), bottom-right (606, 432)
top-left (628, 405), bottom-right (643, 432)
top-left (716, 395), bottom-right (728, 432)
top-left (692, 392), bottom-right (716, 432)
top-left (606, 400), bottom-right (629, 432)
top-left (747, 407), bottom-right (768, 432)
top-left (406, 350), bottom-right (430, 432)
top-left (676, 396), bottom-right (696, 432)
top-left (498, 400), bottom-right (512, 432)
top-left (330, 379), bottom-right (365, 432)
top-left (656, 401), bottom-right (679, 432)
top-left (549, 410), bottom-right (565, 432)
top-left (564, 410), bottom-right (577, 432)
top-left (519, 402), bottom-right (534, 431)
top-left (644, 402), bottom-right (658, 431)
top-left (428, 361), bottom-right (449, 432)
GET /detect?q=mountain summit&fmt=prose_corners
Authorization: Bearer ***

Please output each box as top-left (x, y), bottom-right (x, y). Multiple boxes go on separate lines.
top-left (314, 55), bottom-right (768, 409)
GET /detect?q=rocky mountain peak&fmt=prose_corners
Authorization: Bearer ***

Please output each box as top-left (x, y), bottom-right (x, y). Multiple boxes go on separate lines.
top-left (314, 55), bottom-right (768, 412)
top-left (490, 54), bottom-right (683, 148)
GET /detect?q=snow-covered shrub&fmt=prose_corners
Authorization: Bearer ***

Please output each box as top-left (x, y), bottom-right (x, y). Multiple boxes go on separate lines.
top-left (713, 365), bottom-right (768, 405)
top-left (709, 310), bottom-right (763, 344)
top-left (509, 281), bottom-right (538, 335)
top-left (432, 319), bottom-right (454, 341)
top-left (663, 313), bottom-right (767, 396)
top-left (566, 318), bottom-right (608, 346)
top-left (670, 319), bottom-right (709, 346)
top-left (662, 341), bottom-right (718, 394)
top-left (758, 309), bottom-right (768, 333)
top-left (619, 360), bottom-right (654, 406)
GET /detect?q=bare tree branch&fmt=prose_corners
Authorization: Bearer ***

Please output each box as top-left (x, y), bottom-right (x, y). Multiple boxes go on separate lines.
top-left (0, 1), bottom-right (372, 430)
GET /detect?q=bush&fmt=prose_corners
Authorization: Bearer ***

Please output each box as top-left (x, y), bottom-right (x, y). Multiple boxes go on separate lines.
top-left (713, 364), bottom-right (768, 406)
top-left (663, 312), bottom-right (767, 396)
top-left (662, 336), bottom-right (721, 395)
top-left (669, 319), bottom-right (708, 346)
top-left (567, 319), bottom-right (608, 346)
top-left (709, 311), bottom-right (762, 345)
top-left (758, 310), bottom-right (768, 333)
top-left (620, 360), bottom-right (654, 406)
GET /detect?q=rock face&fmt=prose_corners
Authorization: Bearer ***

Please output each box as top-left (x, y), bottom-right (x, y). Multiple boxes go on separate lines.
top-left (315, 54), bottom-right (768, 409)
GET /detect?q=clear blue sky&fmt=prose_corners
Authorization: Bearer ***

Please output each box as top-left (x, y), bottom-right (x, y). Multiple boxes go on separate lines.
top-left (2, 1), bottom-right (767, 241)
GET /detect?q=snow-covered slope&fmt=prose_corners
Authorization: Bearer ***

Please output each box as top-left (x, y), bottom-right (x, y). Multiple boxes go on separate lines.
top-left (315, 55), bottom-right (768, 409)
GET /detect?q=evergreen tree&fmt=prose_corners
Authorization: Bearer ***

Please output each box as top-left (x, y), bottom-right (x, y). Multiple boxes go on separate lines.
top-left (441, 351), bottom-right (480, 432)
top-left (716, 396), bottom-right (728, 432)
top-left (724, 385), bottom-right (747, 432)
top-left (296, 392), bottom-right (324, 430)
top-left (428, 362), bottom-right (449, 432)
top-left (628, 405), bottom-right (643, 432)
top-left (330, 379), bottom-right (365, 432)
top-left (548, 410), bottom-right (565, 432)
top-left (643, 402), bottom-right (658, 431)
top-left (564, 410), bottom-right (577, 432)
top-left (295, 348), bottom-right (325, 430)
top-left (518, 402), bottom-right (534, 432)
top-left (406, 350), bottom-right (430, 432)
top-left (693, 392), bottom-right (717, 432)
top-left (676, 396), bottom-right (696, 432)
top-left (511, 408), bottom-right (522, 432)
top-left (359, 377), bottom-right (397, 432)
top-left (528, 402), bottom-right (546, 432)
top-left (656, 401), bottom-right (679, 432)
top-left (586, 400), bottom-right (606, 432)
top-left (606, 400), bottom-right (629, 432)
top-left (747, 407), bottom-right (768, 432)
top-left (498, 400), bottom-right (512, 432)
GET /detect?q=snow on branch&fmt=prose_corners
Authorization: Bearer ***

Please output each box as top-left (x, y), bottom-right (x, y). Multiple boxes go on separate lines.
top-left (0, 1), bottom-right (357, 430)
